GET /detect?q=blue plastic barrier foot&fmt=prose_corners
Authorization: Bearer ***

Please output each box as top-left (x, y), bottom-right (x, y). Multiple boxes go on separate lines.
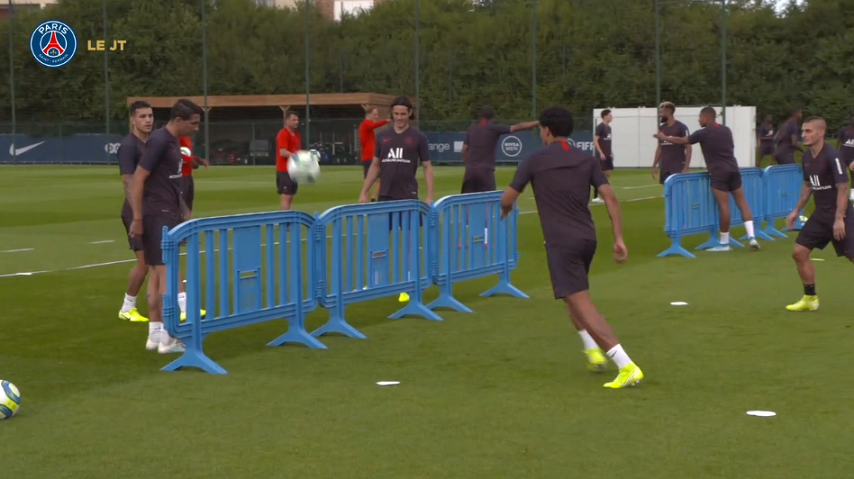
top-left (728, 238), bottom-right (745, 248)
top-left (657, 237), bottom-right (696, 258)
top-left (741, 230), bottom-right (775, 242)
top-left (763, 225), bottom-right (789, 238)
top-left (426, 292), bottom-right (473, 313)
top-left (311, 310), bottom-right (367, 339)
top-left (389, 297), bottom-right (443, 321)
top-left (268, 326), bottom-right (328, 349)
top-left (695, 234), bottom-right (720, 251)
top-left (161, 347), bottom-right (227, 375)
top-left (480, 278), bottom-right (529, 299)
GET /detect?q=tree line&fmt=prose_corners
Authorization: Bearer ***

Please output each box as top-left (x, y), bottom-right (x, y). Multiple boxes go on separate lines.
top-left (1, 0), bottom-right (853, 130)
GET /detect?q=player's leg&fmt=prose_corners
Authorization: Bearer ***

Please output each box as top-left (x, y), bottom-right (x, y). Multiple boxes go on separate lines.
top-left (786, 219), bottom-right (828, 311)
top-left (277, 172), bottom-right (297, 210)
top-left (710, 183), bottom-right (733, 251)
top-left (119, 216), bottom-right (149, 322)
top-left (363, 162), bottom-right (379, 202)
top-left (142, 215), bottom-right (185, 353)
top-left (730, 182), bottom-right (761, 251)
top-left (591, 161), bottom-right (607, 203)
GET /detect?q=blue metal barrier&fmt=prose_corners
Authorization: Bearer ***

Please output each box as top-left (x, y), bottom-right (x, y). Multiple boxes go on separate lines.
top-left (658, 173), bottom-right (720, 258)
top-left (427, 192), bottom-right (527, 313)
top-left (724, 167), bottom-right (775, 245)
top-left (761, 164), bottom-right (804, 237)
top-left (161, 211), bottom-right (326, 374)
top-left (311, 201), bottom-right (441, 340)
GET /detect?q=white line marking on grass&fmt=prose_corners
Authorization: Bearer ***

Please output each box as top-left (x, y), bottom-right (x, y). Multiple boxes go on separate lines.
top-left (626, 196), bottom-right (662, 202)
top-left (89, 240), bottom-right (115, 245)
top-left (622, 184), bottom-right (660, 190)
top-left (1, 248), bottom-right (34, 253)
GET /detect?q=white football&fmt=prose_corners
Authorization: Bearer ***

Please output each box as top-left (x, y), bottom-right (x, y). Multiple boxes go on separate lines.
top-left (0, 380), bottom-right (21, 419)
top-left (287, 150), bottom-right (321, 184)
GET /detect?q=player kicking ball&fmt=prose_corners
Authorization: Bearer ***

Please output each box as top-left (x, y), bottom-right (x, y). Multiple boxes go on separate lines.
top-left (501, 105), bottom-right (643, 389)
top-left (654, 106), bottom-right (760, 252)
top-left (785, 117), bottom-right (854, 312)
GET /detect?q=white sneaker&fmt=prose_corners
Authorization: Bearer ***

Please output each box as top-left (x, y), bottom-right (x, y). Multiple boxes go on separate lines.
top-left (591, 197), bottom-right (605, 204)
top-left (158, 333), bottom-right (185, 354)
top-left (707, 245), bottom-right (732, 252)
top-left (145, 330), bottom-right (161, 351)
top-left (749, 238), bottom-right (761, 251)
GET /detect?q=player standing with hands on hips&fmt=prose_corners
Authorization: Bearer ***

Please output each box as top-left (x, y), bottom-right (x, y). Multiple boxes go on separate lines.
top-left (785, 117), bottom-right (854, 312)
top-left (501, 105), bottom-right (644, 389)
top-left (654, 106), bottom-right (761, 252)
top-left (591, 109), bottom-right (614, 204)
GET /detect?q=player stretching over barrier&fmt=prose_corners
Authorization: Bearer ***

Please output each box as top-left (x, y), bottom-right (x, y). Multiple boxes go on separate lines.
top-left (654, 106), bottom-right (760, 252)
top-left (501, 105), bottom-right (644, 389)
top-left (785, 117), bottom-right (854, 312)
top-left (360, 96), bottom-right (435, 303)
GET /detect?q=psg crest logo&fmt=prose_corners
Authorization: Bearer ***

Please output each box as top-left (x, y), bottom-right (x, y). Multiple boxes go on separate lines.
top-left (30, 20), bottom-right (78, 68)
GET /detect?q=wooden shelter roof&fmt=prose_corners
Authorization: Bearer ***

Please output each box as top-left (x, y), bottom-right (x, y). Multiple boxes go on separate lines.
top-left (126, 93), bottom-right (415, 111)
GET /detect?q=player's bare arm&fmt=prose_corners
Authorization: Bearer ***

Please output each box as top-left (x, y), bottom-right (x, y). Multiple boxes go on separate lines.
top-left (598, 184), bottom-right (627, 263)
top-left (279, 147), bottom-right (294, 159)
top-left (594, 135), bottom-right (605, 160)
top-left (359, 156), bottom-right (381, 203)
top-left (791, 133), bottom-right (803, 152)
top-left (509, 121), bottom-right (539, 133)
top-left (654, 132), bottom-right (690, 145)
top-left (129, 167), bottom-right (150, 237)
top-left (652, 145), bottom-right (662, 178)
top-left (179, 194), bottom-right (191, 222)
top-left (683, 142), bottom-right (693, 171)
top-left (121, 174), bottom-right (133, 203)
top-left (499, 186), bottom-right (520, 218)
top-left (423, 160), bottom-right (435, 204)
top-left (787, 182), bottom-right (813, 229)
top-left (834, 180), bottom-right (849, 240)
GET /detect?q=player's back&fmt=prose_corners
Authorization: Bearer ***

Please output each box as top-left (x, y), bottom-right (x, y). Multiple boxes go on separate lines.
top-left (692, 123), bottom-right (738, 175)
top-left (522, 141), bottom-right (600, 244)
top-left (142, 127), bottom-right (183, 212)
top-left (465, 121), bottom-right (510, 170)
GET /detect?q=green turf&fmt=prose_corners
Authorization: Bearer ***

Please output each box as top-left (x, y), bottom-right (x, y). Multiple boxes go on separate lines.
top-left (1, 165), bottom-right (852, 479)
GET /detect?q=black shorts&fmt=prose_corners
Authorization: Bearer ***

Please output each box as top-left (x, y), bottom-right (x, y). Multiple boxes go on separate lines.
top-left (378, 195), bottom-right (424, 230)
top-left (774, 149), bottom-right (795, 165)
top-left (795, 215), bottom-right (854, 259)
top-left (276, 171), bottom-right (298, 196)
top-left (362, 161), bottom-right (372, 178)
top-left (546, 240), bottom-right (597, 299)
top-left (710, 171), bottom-right (742, 192)
top-left (460, 171), bottom-right (497, 194)
top-left (121, 215), bottom-right (143, 252)
top-left (142, 213), bottom-right (181, 266)
top-left (600, 156), bottom-right (614, 171)
top-left (759, 144), bottom-right (774, 157)
top-left (181, 175), bottom-right (195, 211)
top-left (659, 169), bottom-right (679, 185)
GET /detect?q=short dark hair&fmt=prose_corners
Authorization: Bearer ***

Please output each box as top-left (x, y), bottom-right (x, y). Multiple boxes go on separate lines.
top-left (791, 107), bottom-right (802, 116)
top-left (129, 100), bottom-right (151, 117)
top-left (480, 105), bottom-right (495, 120)
top-left (700, 106), bottom-right (717, 117)
top-left (286, 110), bottom-right (299, 119)
top-left (660, 102), bottom-right (675, 114)
top-left (391, 96), bottom-right (413, 111)
top-left (601, 109), bottom-right (611, 119)
top-left (365, 107), bottom-right (377, 116)
top-left (539, 105), bottom-right (574, 138)
top-left (170, 99), bottom-right (203, 121)
top-left (804, 116), bottom-right (825, 127)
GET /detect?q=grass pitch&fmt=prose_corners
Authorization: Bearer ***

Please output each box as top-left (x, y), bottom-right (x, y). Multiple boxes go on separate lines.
top-left (0, 164), bottom-right (852, 479)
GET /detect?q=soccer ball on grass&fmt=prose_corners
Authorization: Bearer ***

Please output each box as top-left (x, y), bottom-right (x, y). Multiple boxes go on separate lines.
top-left (287, 149), bottom-right (321, 184)
top-left (0, 380), bottom-right (21, 419)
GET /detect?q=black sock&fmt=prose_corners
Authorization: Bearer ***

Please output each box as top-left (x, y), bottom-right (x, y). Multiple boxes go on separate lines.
top-left (804, 284), bottom-right (816, 296)
top-left (592, 188), bottom-right (598, 199)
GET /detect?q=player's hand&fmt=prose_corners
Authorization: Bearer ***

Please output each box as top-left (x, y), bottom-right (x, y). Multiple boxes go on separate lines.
top-left (197, 157), bottom-right (210, 168)
top-left (681, 166), bottom-right (690, 174)
top-left (359, 192), bottom-right (369, 204)
top-left (500, 204), bottom-right (513, 219)
top-left (652, 167), bottom-right (658, 180)
top-left (613, 240), bottom-right (628, 264)
top-left (834, 218), bottom-right (846, 241)
top-left (130, 218), bottom-right (143, 238)
top-left (786, 210), bottom-right (799, 230)
top-left (599, 152), bottom-right (606, 160)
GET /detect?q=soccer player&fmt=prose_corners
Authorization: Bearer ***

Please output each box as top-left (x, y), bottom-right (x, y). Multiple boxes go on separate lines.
top-left (785, 117), bottom-right (854, 312)
top-left (654, 106), bottom-right (760, 251)
top-left (275, 110), bottom-right (301, 210)
top-left (835, 115), bottom-right (854, 201)
top-left (461, 105), bottom-right (538, 193)
top-left (359, 107), bottom-right (389, 201)
top-left (129, 99), bottom-right (202, 354)
top-left (651, 102), bottom-right (692, 184)
top-left (178, 135), bottom-right (208, 322)
top-left (773, 108), bottom-right (802, 165)
top-left (757, 115), bottom-right (775, 167)
top-left (500, 105), bottom-right (642, 389)
top-left (117, 100), bottom-right (153, 323)
top-left (591, 109), bottom-right (614, 204)
top-left (359, 96), bottom-right (435, 303)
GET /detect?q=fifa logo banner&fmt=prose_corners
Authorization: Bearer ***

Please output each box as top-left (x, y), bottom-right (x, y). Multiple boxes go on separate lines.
top-left (423, 130), bottom-right (595, 164)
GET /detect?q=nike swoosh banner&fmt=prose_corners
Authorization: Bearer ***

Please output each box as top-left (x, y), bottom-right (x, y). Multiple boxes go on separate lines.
top-left (0, 134), bottom-right (123, 164)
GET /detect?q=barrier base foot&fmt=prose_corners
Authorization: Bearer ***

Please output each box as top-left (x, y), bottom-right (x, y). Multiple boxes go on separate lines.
top-left (389, 298), bottom-right (443, 321)
top-left (657, 243), bottom-right (696, 258)
top-left (426, 293), bottom-right (473, 313)
top-left (481, 280), bottom-right (529, 299)
top-left (696, 236), bottom-right (720, 251)
top-left (311, 317), bottom-right (367, 339)
top-left (763, 226), bottom-right (789, 239)
top-left (161, 349), bottom-right (227, 375)
top-left (742, 231), bottom-right (775, 241)
top-left (728, 238), bottom-right (745, 248)
top-left (268, 327), bottom-right (328, 349)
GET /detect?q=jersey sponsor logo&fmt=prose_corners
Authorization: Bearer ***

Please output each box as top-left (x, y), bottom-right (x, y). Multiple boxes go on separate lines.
top-left (500, 136), bottom-right (523, 157)
top-left (30, 20), bottom-right (78, 68)
top-left (808, 174), bottom-right (832, 191)
top-left (843, 139), bottom-right (854, 148)
top-left (382, 147), bottom-right (411, 164)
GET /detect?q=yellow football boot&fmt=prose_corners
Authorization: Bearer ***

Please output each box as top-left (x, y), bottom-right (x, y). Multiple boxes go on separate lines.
top-left (118, 308), bottom-right (149, 323)
top-left (584, 348), bottom-right (608, 372)
top-left (603, 363), bottom-right (644, 389)
top-left (786, 295), bottom-right (819, 311)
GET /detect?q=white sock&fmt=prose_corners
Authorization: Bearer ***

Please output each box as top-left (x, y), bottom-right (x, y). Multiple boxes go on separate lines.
top-left (606, 344), bottom-right (633, 369)
top-left (744, 220), bottom-right (755, 239)
top-left (178, 292), bottom-right (187, 314)
top-left (148, 322), bottom-right (163, 341)
top-left (578, 330), bottom-right (599, 350)
top-left (720, 231), bottom-right (730, 245)
top-left (121, 294), bottom-right (136, 313)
